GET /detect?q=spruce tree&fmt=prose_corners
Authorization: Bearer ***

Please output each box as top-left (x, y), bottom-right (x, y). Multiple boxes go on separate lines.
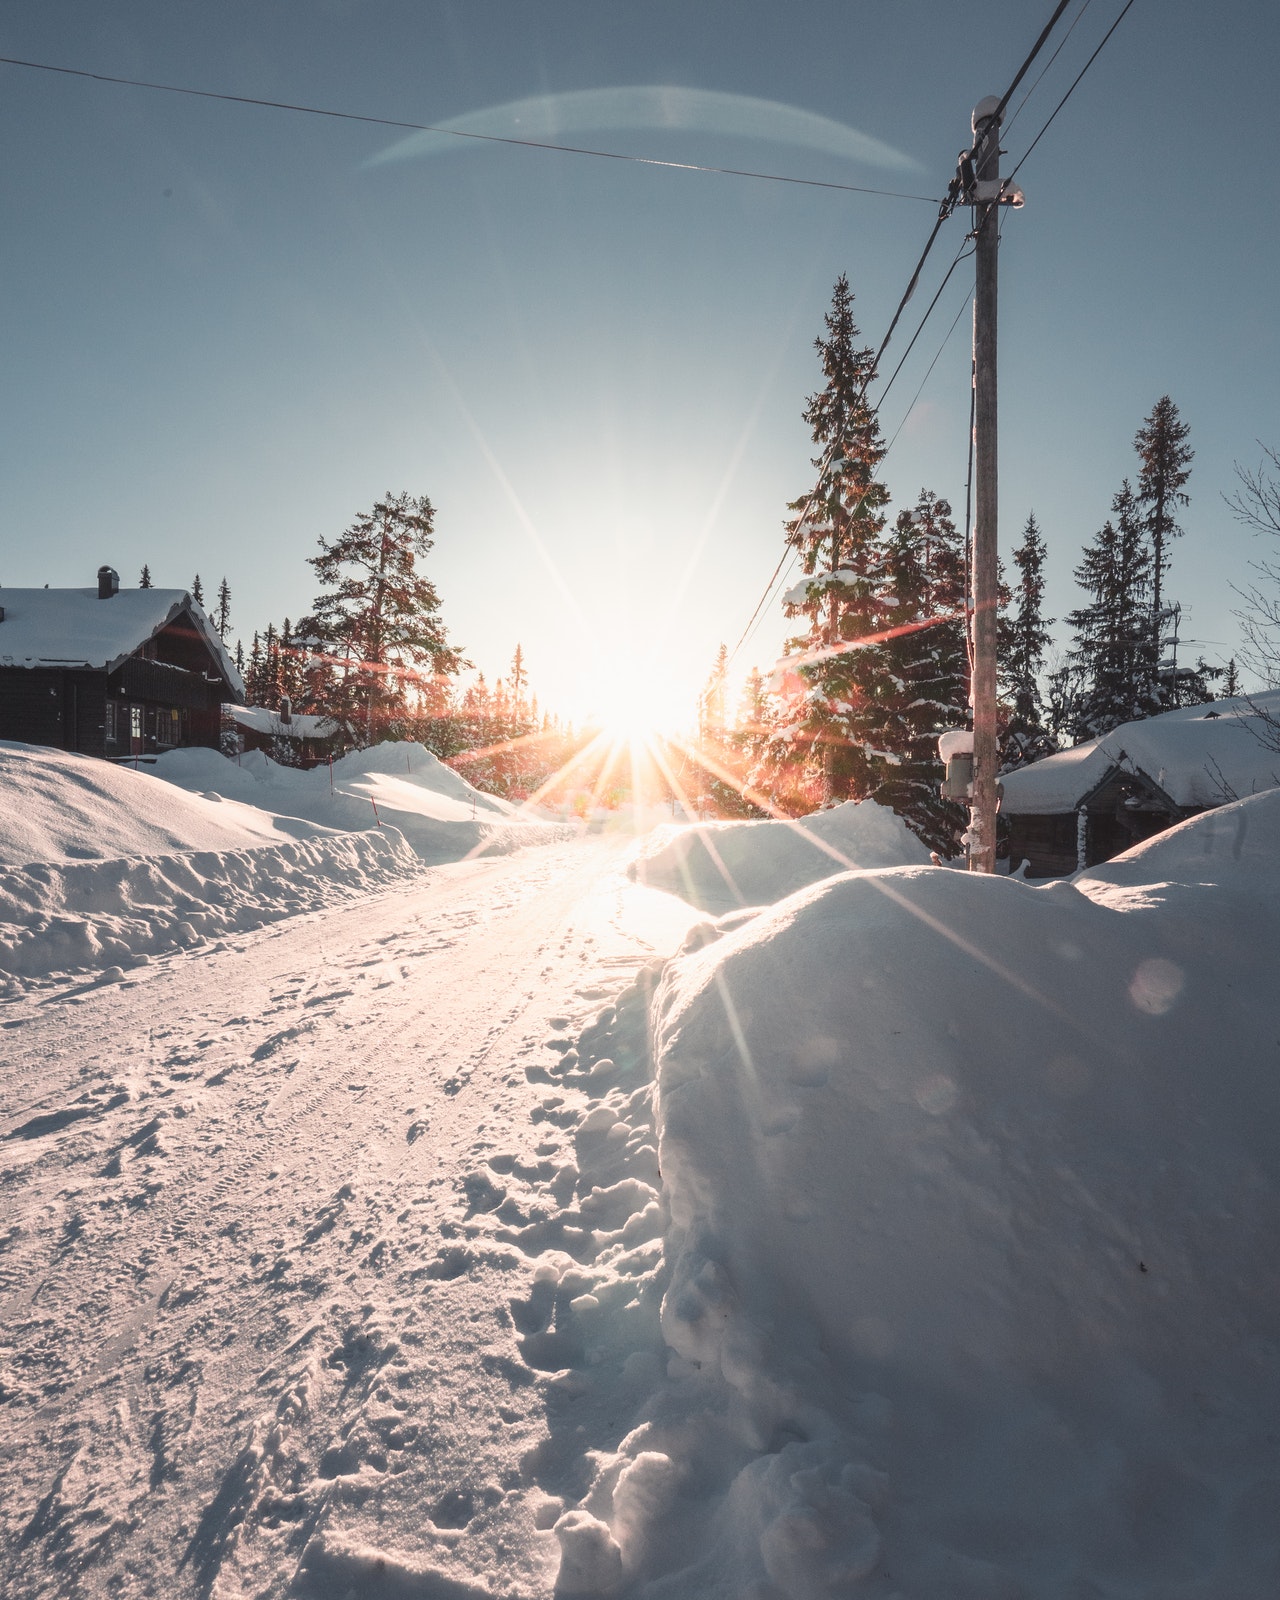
top-left (1000, 511), bottom-right (1056, 766)
top-left (139, 564), bottom-right (152, 589)
top-left (1134, 396), bottom-right (1193, 631)
top-left (1066, 481), bottom-right (1160, 740)
top-left (191, 574), bottom-right (205, 606)
top-left (508, 643), bottom-right (528, 705)
top-left (700, 644), bottom-right (729, 740)
top-left (871, 489), bottom-right (969, 854)
top-left (773, 275), bottom-right (891, 804)
top-left (215, 578), bottom-right (232, 640)
top-left (298, 491), bottom-right (467, 746)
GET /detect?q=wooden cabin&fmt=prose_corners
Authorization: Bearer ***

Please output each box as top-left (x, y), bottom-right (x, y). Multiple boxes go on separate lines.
top-left (1000, 695), bottom-right (1280, 878)
top-left (0, 567), bottom-right (244, 760)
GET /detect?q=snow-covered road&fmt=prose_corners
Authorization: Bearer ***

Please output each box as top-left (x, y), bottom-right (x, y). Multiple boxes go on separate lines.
top-left (1, 837), bottom-right (699, 1599)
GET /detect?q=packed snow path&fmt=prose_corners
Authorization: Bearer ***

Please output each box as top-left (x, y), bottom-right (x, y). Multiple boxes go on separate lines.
top-left (0, 837), bottom-right (698, 1600)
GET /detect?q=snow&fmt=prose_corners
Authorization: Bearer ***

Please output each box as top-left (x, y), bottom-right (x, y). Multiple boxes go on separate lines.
top-left (0, 741), bottom-right (567, 988)
top-left (634, 788), bottom-right (1280, 1594)
top-left (0, 742), bottom-right (335, 865)
top-left (156, 742), bottom-right (561, 862)
top-left (0, 585), bottom-right (244, 693)
top-left (1000, 691), bottom-right (1280, 813)
top-left (628, 798), bottom-right (931, 910)
top-left (2, 744), bottom-right (1279, 1598)
top-left (937, 727), bottom-right (973, 761)
top-left (781, 568), bottom-right (864, 608)
top-left (228, 704), bottom-right (337, 740)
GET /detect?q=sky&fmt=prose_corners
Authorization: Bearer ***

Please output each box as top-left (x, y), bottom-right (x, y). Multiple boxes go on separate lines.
top-left (2, 0), bottom-right (1278, 729)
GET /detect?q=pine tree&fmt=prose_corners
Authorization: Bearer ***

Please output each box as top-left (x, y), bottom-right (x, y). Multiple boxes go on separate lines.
top-left (772, 275), bottom-right (891, 804)
top-left (234, 638), bottom-right (245, 674)
top-left (1066, 481), bottom-right (1160, 740)
top-left (215, 578), bottom-right (232, 640)
top-left (191, 574), bottom-right (205, 606)
top-left (870, 489), bottom-right (969, 854)
top-left (1000, 511), bottom-right (1056, 766)
top-left (508, 643), bottom-right (528, 706)
top-left (699, 644), bottom-right (729, 740)
top-left (1134, 396), bottom-right (1193, 630)
top-left (1223, 657), bottom-right (1241, 698)
top-left (244, 631), bottom-right (263, 703)
top-left (139, 564), bottom-right (152, 589)
top-left (298, 491), bottom-right (467, 745)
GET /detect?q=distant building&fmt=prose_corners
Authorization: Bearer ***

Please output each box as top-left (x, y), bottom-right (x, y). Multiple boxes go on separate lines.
top-left (1001, 694), bottom-right (1280, 877)
top-left (0, 566), bottom-right (244, 759)
top-left (225, 700), bottom-right (339, 768)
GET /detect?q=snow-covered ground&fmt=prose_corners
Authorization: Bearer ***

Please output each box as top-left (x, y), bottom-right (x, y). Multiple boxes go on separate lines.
top-left (0, 743), bottom-right (567, 989)
top-left (3, 756), bottom-right (1278, 1597)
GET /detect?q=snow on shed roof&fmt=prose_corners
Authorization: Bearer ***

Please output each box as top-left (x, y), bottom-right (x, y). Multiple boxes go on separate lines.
top-left (1000, 693), bottom-right (1280, 814)
top-left (0, 586), bottom-right (244, 696)
top-left (229, 705), bottom-right (337, 740)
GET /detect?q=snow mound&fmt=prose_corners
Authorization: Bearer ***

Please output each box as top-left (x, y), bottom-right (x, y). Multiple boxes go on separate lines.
top-left (0, 741), bottom-right (336, 865)
top-left (628, 799), bottom-right (931, 910)
top-left (628, 789), bottom-right (1280, 1595)
top-left (155, 742), bottom-right (563, 863)
top-left (0, 828), bottom-right (423, 987)
top-left (0, 741), bottom-right (566, 988)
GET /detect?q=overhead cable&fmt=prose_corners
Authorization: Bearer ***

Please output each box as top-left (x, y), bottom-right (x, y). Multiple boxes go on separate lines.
top-left (992, 0), bottom-right (1078, 125)
top-left (1007, 0), bottom-right (1138, 181)
top-left (0, 55), bottom-right (942, 203)
top-left (1002, 0), bottom-right (1095, 139)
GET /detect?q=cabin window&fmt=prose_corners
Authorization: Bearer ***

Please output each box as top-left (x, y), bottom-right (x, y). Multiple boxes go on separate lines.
top-left (105, 701), bottom-right (117, 742)
top-left (129, 705), bottom-right (142, 741)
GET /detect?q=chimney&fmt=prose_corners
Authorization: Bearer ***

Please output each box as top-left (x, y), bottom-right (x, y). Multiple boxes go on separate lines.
top-left (97, 565), bottom-right (120, 599)
top-left (279, 695), bottom-right (292, 727)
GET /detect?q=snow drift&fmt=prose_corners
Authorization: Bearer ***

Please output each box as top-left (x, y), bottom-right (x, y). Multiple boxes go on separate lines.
top-left (627, 799), bottom-right (931, 911)
top-left (568, 790), bottom-right (1280, 1596)
top-left (154, 741), bottom-right (564, 864)
top-left (0, 741), bottom-right (566, 986)
top-left (0, 828), bottom-right (422, 986)
top-left (0, 741), bottom-right (335, 865)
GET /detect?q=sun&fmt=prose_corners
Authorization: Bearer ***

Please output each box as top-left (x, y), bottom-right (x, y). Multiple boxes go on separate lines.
top-left (576, 650), bottom-right (693, 744)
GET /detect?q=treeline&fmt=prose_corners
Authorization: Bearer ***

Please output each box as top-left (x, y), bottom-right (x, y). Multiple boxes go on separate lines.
top-left (718, 274), bottom-right (1240, 854)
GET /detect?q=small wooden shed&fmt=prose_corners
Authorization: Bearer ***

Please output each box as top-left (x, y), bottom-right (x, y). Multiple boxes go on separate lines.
top-left (1001, 695), bottom-right (1280, 878)
top-left (225, 701), bottom-right (339, 768)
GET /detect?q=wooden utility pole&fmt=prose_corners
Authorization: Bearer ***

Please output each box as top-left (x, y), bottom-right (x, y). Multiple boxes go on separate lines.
top-left (969, 95), bottom-right (1003, 874)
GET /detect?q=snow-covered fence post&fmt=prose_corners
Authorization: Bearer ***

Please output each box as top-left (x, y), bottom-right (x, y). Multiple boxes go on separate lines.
top-left (1076, 806), bottom-right (1088, 873)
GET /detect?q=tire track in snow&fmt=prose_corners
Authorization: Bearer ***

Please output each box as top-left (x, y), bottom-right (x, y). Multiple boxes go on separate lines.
top-left (1, 837), bottom-right (693, 1599)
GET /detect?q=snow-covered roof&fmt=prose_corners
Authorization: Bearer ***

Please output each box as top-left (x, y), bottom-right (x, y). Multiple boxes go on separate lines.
top-left (1000, 693), bottom-right (1280, 814)
top-left (0, 586), bottom-right (244, 697)
top-left (229, 705), bottom-right (337, 740)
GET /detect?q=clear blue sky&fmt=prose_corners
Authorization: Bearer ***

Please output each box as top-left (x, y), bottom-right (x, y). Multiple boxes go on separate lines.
top-left (2, 1), bottom-right (1277, 724)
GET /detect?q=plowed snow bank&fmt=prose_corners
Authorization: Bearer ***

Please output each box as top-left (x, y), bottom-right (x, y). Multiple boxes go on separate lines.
top-left (628, 798), bottom-right (930, 910)
top-left (0, 828), bottom-right (422, 985)
top-left (571, 790), bottom-right (1280, 1595)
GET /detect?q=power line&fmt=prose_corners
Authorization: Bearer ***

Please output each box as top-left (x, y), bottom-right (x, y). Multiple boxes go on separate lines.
top-left (1007, 0), bottom-right (1137, 182)
top-left (1002, 0), bottom-right (1095, 139)
top-left (0, 54), bottom-right (942, 204)
top-left (877, 240), bottom-right (974, 411)
top-left (992, 0), bottom-right (1078, 126)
